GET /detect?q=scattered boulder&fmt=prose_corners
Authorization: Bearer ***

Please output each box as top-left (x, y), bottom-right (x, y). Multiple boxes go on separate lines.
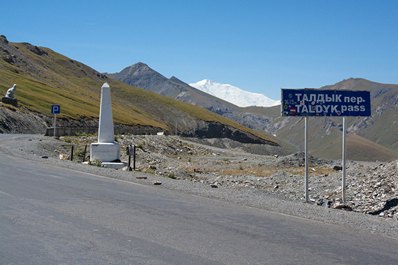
top-left (25, 43), bottom-right (48, 56)
top-left (333, 165), bottom-right (343, 171)
top-left (332, 202), bottom-right (353, 211)
top-left (369, 198), bottom-right (398, 216)
top-left (59, 154), bottom-right (70, 160)
top-left (316, 198), bottom-right (332, 208)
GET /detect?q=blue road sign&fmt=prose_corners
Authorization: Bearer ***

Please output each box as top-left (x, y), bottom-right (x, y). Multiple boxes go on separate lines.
top-left (281, 89), bottom-right (371, 117)
top-left (51, 104), bottom-right (60, 115)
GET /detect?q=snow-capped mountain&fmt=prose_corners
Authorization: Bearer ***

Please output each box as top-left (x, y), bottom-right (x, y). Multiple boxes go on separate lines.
top-left (189, 79), bottom-right (280, 107)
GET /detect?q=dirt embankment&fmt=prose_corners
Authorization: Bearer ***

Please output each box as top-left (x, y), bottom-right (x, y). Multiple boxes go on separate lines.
top-left (0, 105), bottom-right (48, 134)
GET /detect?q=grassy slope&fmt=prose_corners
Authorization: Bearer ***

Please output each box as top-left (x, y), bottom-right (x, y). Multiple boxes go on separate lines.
top-left (0, 41), bottom-right (277, 144)
top-left (0, 44), bottom-right (160, 127)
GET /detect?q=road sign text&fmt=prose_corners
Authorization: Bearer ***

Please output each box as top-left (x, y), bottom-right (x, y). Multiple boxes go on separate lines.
top-left (281, 89), bottom-right (371, 117)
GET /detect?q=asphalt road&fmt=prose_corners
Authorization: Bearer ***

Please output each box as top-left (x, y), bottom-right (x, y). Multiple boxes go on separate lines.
top-left (1, 144), bottom-right (398, 264)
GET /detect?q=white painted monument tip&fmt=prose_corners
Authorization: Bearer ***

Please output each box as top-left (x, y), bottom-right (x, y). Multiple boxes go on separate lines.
top-left (102, 82), bottom-right (110, 89)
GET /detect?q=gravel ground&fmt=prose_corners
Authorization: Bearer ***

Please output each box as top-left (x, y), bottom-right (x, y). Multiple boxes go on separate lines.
top-left (1, 134), bottom-right (398, 240)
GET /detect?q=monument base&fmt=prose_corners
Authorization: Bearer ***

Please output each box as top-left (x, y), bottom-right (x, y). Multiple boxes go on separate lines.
top-left (101, 162), bottom-right (125, 169)
top-left (1, 97), bottom-right (18, 106)
top-left (90, 142), bottom-right (120, 162)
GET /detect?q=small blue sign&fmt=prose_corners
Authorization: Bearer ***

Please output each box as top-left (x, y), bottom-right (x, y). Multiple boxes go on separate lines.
top-left (51, 104), bottom-right (60, 115)
top-left (281, 89), bottom-right (371, 117)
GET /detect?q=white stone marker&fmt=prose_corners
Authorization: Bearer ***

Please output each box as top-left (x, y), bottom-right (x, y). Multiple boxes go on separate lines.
top-left (90, 83), bottom-right (120, 162)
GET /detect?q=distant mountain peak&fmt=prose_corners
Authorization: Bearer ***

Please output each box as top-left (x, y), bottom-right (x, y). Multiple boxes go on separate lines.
top-left (114, 62), bottom-right (161, 79)
top-left (190, 79), bottom-right (280, 107)
top-left (127, 62), bottom-right (152, 72)
top-left (132, 62), bottom-right (149, 68)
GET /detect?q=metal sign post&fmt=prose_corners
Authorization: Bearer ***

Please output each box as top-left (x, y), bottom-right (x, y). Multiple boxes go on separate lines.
top-left (51, 104), bottom-right (60, 137)
top-left (53, 114), bottom-right (57, 137)
top-left (281, 89), bottom-right (371, 203)
top-left (342, 117), bottom-right (346, 203)
top-left (304, 117), bottom-right (309, 202)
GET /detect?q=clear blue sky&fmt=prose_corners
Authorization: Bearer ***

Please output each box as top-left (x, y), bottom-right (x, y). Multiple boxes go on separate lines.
top-left (2, 0), bottom-right (398, 99)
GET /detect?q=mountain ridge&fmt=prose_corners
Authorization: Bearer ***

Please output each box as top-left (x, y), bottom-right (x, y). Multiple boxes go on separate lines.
top-left (108, 63), bottom-right (239, 110)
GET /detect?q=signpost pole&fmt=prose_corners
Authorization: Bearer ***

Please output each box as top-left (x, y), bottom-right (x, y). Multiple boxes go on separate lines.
top-left (53, 114), bottom-right (57, 138)
top-left (133, 145), bottom-right (136, 171)
top-left (342, 117), bottom-right (346, 203)
top-left (128, 145), bottom-right (132, 171)
top-left (304, 117), bottom-right (309, 203)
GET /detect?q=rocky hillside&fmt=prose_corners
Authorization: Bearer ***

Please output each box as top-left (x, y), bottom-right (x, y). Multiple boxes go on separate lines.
top-left (0, 104), bottom-right (47, 134)
top-left (107, 63), bottom-right (239, 111)
top-left (0, 35), bottom-right (278, 146)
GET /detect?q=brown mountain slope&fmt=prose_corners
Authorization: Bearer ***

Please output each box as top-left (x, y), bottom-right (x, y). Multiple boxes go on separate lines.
top-left (306, 130), bottom-right (397, 161)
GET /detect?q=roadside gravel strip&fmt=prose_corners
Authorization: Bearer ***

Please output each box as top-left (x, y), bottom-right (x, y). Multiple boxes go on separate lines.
top-left (1, 134), bottom-right (397, 240)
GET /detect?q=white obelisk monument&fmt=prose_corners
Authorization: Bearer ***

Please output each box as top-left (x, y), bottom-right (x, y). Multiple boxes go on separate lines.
top-left (90, 83), bottom-right (121, 163)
